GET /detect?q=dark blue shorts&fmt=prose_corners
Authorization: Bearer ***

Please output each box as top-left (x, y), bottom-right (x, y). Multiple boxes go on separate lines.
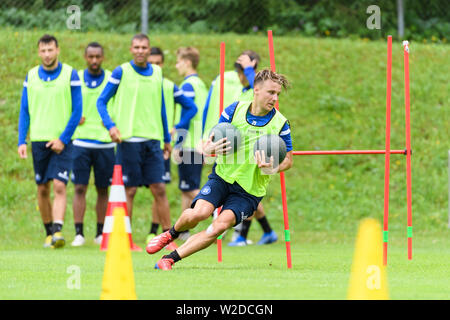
top-left (71, 145), bottom-right (115, 188)
top-left (191, 169), bottom-right (263, 226)
top-left (163, 158), bottom-right (171, 183)
top-left (115, 140), bottom-right (165, 187)
top-left (178, 150), bottom-right (203, 192)
top-left (31, 141), bottom-right (73, 185)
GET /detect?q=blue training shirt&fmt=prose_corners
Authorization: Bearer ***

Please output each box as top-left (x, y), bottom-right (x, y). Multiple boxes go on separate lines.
top-left (172, 82), bottom-right (197, 130)
top-left (96, 60), bottom-right (171, 143)
top-left (82, 68), bottom-right (105, 89)
top-left (218, 101), bottom-right (293, 152)
top-left (18, 62), bottom-right (82, 146)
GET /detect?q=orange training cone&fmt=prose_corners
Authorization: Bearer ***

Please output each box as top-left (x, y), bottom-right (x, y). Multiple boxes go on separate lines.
top-left (100, 165), bottom-right (142, 251)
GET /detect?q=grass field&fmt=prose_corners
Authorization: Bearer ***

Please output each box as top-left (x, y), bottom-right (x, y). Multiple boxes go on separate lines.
top-left (0, 29), bottom-right (448, 300)
top-left (1, 233), bottom-right (449, 300)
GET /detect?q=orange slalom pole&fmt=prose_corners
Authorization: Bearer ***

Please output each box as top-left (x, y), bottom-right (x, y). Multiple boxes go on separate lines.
top-left (217, 41), bottom-right (225, 263)
top-left (403, 40), bottom-right (413, 260)
top-left (268, 30), bottom-right (292, 269)
top-left (383, 35), bottom-right (393, 266)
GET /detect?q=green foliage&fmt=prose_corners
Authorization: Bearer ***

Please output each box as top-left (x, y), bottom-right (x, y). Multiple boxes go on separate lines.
top-left (0, 0), bottom-right (448, 40)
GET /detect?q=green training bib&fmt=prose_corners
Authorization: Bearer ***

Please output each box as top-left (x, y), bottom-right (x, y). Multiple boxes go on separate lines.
top-left (27, 63), bottom-right (73, 141)
top-left (73, 69), bottom-right (112, 142)
top-left (175, 75), bottom-right (208, 150)
top-left (111, 62), bottom-right (163, 140)
top-left (203, 70), bottom-right (243, 141)
top-left (215, 101), bottom-right (288, 197)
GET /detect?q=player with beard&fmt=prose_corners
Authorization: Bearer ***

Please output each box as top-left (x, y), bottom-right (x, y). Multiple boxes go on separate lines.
top-left (70, 42), bottom-right (115, 247)
top-left (18, 34), bottom-right (82, 248)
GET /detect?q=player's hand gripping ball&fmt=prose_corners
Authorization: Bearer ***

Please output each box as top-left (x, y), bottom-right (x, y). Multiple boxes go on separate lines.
top-left (208, 123), bottom-right (242, 155)
top-left (254, 134), bottom-right (287, 168)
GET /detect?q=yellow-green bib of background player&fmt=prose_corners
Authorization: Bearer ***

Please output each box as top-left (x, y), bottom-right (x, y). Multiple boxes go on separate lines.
top-left (73, 69), bottom-right (112, 142)
top-left (215, 101), bottom-right (288, 197)
top-left (203, 70), bottom-right (243, 140)
top-left (175, 75), bottom-right (208, 150)
top-left (26, 63), bottom-right (73, 141)
top-left (160, 77), bottom-right (175, 149)
top-left (235, 88), bottom-right (253, 102)
top-left (111, 62), bottom-right (163, 141)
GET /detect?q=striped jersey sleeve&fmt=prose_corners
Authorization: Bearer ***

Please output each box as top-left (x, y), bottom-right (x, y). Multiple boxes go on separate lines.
top-left (181, 82), bottom-right (195, 100)
top-left (279, 121), bottom-right (293, 152)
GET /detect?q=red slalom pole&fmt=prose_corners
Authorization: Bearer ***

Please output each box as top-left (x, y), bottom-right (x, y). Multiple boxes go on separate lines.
top-left (268, 30), bottom-right (292, 269)
top-left (217, 41), bottom-right (225, 263)
top-left (383, 36), bottom-right (393, 266)
top-left (403, 40), bottom-right (413, 260)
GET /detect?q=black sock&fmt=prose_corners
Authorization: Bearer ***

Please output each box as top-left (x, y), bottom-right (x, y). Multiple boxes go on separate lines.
top-left (96, 223), bottom-right (104, 237)
top-left (44, 223), bottom-right (53, 236)
top-left (169, 226), bottom-right (180, 239)
top-left (75, 223), bottom-right (84, 236)
top-left (257, 216), bottom-right (272, 234)
top-left (240, 220), bottom-right (252, 239)
top-left (52, 223), bottom-right (63, 234)
top-left (164, 250), bottom-right (181, 263)
top-left (150, 223), bottom-right (159, 234)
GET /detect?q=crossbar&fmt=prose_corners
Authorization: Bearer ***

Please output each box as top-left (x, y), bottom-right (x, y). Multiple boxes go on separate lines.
top-left (292, 149), bottom-right (406, 156)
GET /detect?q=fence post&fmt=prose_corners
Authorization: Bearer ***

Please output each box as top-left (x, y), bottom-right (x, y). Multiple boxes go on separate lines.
top-left (141, 0), bottom-right (148, 34)
top-left (397, 0), bottom-right (405, 37)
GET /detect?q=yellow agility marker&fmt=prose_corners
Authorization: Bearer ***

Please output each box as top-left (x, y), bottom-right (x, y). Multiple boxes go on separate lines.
top-left (100, 207), bottom-right (137, 300)
top-left (347, 218), bottom-right (389, 300)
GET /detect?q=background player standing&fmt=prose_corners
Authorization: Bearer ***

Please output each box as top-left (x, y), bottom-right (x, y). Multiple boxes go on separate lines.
top-left (18, 34), bottom-right (82, 248)
top-left (146, 47), bottom-right (198, 244)
top-left (70, 42), bottom-right (115, 247)
top-left (97, 34), bottom-right (173, 249)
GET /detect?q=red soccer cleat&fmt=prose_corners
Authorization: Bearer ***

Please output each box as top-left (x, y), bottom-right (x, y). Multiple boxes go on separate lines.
top-left (146, 230), bottom-right (174, 254)
top-left (154, 257), bottom-right (175, 270)
top-left (165, 241), bottom-right (178, 251)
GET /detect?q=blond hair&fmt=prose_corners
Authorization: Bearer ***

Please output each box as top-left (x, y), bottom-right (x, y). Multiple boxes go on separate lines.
top-left (177, 47), bottom-right (200, 69)
top-left (254, 69), bottom-right (290, 90)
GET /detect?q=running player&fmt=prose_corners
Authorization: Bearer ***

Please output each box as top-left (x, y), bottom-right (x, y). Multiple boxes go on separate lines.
top-left (147, 69), bottom-right (293, 270)
top-left (203, 50), bottom-right (279, 246)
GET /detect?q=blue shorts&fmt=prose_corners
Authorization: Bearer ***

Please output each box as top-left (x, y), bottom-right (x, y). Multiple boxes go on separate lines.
top-left (31, 141), bottom-right (73, 185)
top-left (115, 140), bottom-right (165, 187)
top-left (163, 158), bottom-right (171, 183)
top-left (178, 150), bottom-right (203, 192)
top-left (71, 145), bottom-right (115, 188)
top-left (192, 168), bottom-right (263, 226)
